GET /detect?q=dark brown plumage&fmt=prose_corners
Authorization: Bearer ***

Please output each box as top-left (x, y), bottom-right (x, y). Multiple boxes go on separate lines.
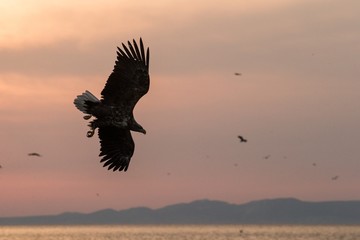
top-left (74, 38), bottom-right (150, 172)
top-left (237, 135), bottom-right (247, 143)
top-left (28, 152), bottom-right (42, 157)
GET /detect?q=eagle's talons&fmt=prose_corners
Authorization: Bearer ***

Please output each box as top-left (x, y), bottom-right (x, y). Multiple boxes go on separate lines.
top-left (83, 115), bottom-right (92, 120)
top-left (87, 129), bottom-right (95, 138)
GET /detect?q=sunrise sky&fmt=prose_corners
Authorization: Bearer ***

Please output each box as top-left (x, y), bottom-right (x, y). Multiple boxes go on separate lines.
top-left (0, 0), bottom-right (359, 217)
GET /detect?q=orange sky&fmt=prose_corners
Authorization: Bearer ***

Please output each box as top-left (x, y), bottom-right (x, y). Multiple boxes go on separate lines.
top-left (1, 0), bottom-right (360, 217)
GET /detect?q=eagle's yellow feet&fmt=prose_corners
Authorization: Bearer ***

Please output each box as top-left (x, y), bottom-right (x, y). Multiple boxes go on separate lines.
top-left (83, 115), bottom-right (92, 120)
top-left (87, 129), bottom-right (95, 137)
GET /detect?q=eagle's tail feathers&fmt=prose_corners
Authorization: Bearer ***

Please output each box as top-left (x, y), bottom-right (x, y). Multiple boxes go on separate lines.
top-left (74, 90), bottom-right (100, 114)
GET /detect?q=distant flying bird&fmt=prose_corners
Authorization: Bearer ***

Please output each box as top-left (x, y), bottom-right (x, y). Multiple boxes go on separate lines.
top-left (264, 155), bottom-right (271, 160)
top-left (237, 135), bottom-right (247, 143)
top-left (331, 175), bottom-right (339, 180)
top-left (28, 152), bottom-right (42, 157)
top-left (74, 38), bottom-right (150, 172)
top-left (234, 72), bottom-right (242, 76)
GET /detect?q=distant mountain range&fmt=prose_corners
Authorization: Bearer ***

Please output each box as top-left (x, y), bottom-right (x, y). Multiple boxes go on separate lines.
top-left (1, 198), bottom-right (360, 225)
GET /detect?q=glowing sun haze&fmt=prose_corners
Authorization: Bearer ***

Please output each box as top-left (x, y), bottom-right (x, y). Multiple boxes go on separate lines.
top-left (0, 0), bottom-right (359, 217)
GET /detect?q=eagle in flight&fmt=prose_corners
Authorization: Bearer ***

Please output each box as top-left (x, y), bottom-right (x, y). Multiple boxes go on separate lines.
top-left (74, 38), bottom-right (150, 172)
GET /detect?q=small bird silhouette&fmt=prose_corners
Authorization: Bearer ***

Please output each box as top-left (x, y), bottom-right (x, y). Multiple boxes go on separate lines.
top-left (331, 175), bottom-right (339, 180)
top-left (264, 155), bottom-right (271, 160)
top-left (28, 153), bottom-right (42, 157)
top-left (237, 135), bottom-right (247, 143)
top-left (234, 72), bottom-right (242, 76)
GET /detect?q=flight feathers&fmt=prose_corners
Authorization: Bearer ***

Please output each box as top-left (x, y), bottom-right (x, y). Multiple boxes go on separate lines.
top-left (74, 90), bottom-right (100, 114)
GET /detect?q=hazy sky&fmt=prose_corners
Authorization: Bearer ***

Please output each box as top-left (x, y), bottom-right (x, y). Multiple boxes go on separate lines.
top-left (1, 0), bottom-right (359, 217)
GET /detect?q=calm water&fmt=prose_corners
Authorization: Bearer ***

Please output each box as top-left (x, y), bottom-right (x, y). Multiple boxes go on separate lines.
top-left (0, 225), bottom-right (360, 240)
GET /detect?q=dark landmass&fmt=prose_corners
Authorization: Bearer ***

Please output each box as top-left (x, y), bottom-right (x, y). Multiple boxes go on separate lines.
top-left (1, 198), bottom-right (360, 225)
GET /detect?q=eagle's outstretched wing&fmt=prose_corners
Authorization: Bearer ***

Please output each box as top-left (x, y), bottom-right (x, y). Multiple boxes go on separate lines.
top-left (98, 126), bottom-right (135, 171)
top-left (101, 38), bottom-right (150, 111)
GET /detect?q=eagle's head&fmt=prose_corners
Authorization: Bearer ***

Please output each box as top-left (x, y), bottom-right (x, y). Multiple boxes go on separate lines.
top-left (130, 120), bottom-right (146, 134)
top-left (135, 125), bottom-right (146, 135)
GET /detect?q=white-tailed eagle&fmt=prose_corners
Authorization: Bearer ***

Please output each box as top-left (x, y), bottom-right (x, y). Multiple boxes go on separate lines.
top-left (74, 38), bottom-right (150, 172)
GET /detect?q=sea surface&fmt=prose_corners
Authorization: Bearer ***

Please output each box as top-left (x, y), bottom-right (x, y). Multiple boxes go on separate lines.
top-left (0, 225), bottom-right (360, 240)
